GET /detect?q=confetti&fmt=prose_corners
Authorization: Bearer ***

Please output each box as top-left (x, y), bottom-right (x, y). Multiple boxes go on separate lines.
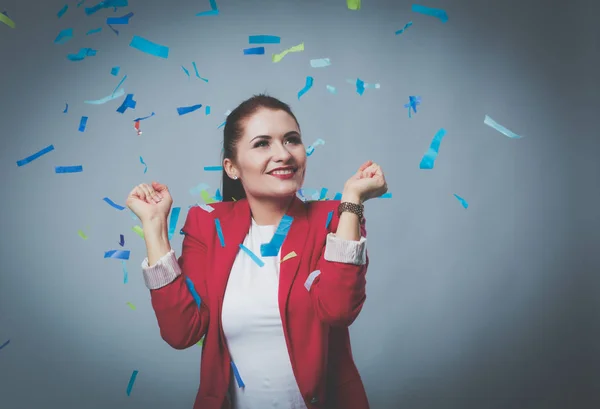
top-left (104, 250), bottom-right (130, 260)
top-left (84, 88), bottom-right (125, 104)
top-left (412, 4), bottom-right (448, 23)
top-left (404, 96), bottom-right (421, 117)
top-left (126, 370), bottom-right (138, 396)
top-left (243, 47), bottom-right (265, 55)
top-left (214, 189), bottom-right (222, 201)
top-left (16, 144), bottom-right (55, 167)
top-left (325, 211), bottom-right (333, 229)
top-left (103, 197), bottom-right (125, 210)
top-left (347, 0), bottom-right (360, 10)
top-left (326, 85), bottom-right (337, 94)
top-left (272, 42), bottom-right (304, 63)
top-left (280, 251), bottom-right (297, 263)
top-left (201, 190), bottom-right (217, 204)
top-left (0, 12), bottom-right (15, 28)
top-left (63, 103), bottom-right (68, 113)
top-left (139, 156), bottom-right (147, 173)
top-left (132, 225), bottom-right (144, 238)
top-left (419, 128), bottom-right (447, 170)
top-left (185, 277), bottom-right (202, 308)
top-left (197, 337), bottom-right (204, 346)
top-left (484, 115), bottom-right (524, 139)
top-left (78, 116), bottom-right (88, 132)
top-left (107, 12), bottom-right (134, 24)
top-left (168, 207), bottom-right (181, 241)
top-left (395, 21), bottom-right (413, 35)
top-left (249, 35), bottom-right (280, 44)
top-left (260, 214), bottom-right (293, 257)
top-left (126, 302), bottom-right (136, 310)
top-left (231, 361), bottom-right (245, 388)
top-left (304, 270), bottom-right (321, 291)
top-left (133, 112), bottom-right (155, 122)
top-left (54, 28), bottom-right (73, 44)
top-left (129, 35), bottom-right (169, 59)
top-left (67, 48), bottom-right (97, 61)
top-left (85, 0), bottom-right (128, 16)
top-left (333, 192), bottom-right (342, 200)
top-left (240, 244), bottom-right (265, 267)
top-left (306, 138), bottom-right (325, 156)
top-left (453, 194), bottom-right (469, 209)
top-left (298, 76), bottom-right (314, 99)
top-left (355, 78), bottom-right (365, 95)
top-left (379, 192), bottom-right (392, 198)
top-left (107, 23), bottom-right (119, 36)
top-left (119, 234), bottom-right (125, 246)
top-left (78, 229), bottom-right (88, 239)
top-left (196, 0), bottom-right (219, 16)
top-left (310, 58), bottom-right (331, 68)
top-left (55, 165), bottom-right (83, 174)
top-left (204, 166), bottom-right (223, 171)
top-left (0, 339), bottom-right (10, 350)
top-left (215, 218), bottom-right (225, 247)
top-left (116, 94), bottom-right (136, 113)
top-left (57, 4), bottom-right (68, 18)
top-left (205, 106), bottom-right (211, 115)
top-left (86, 27), bottom-right (102, 35)
top-left (112, 74), bottom-right (127, 96)
top-left (177, 104), bottom-right (203, 115)
top-left (110, 66), bottom-right (120, 76)
top-left (122, 260), bottom-right (128, 283)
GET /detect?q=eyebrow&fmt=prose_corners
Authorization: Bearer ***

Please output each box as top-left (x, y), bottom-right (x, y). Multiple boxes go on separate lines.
top-left (250, 131), bottom-right (301, 144)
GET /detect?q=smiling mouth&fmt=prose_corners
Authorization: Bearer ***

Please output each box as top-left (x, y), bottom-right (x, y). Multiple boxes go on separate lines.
top-left (268, 167), bottom-right (297, 175)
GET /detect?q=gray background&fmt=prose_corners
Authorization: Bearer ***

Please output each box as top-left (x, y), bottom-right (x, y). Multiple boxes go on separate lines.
top-left (1, 0), bottom-right (598, 408)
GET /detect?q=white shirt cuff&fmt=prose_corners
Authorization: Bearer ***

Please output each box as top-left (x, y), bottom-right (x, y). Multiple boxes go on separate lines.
top-left (141, 249), bottom-right (181, 290)
top-left (323, 233), bottom-right (367, 265)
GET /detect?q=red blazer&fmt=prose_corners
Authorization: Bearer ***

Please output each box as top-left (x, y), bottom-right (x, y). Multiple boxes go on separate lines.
top-left (149, 196), bottom-right (370, 409)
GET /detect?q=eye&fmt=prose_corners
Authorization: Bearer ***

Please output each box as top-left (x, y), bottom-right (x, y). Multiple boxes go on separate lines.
top-left (286, 136), bottom-right (302, 144)
top-left (254, 140), bottom-right (269, 148)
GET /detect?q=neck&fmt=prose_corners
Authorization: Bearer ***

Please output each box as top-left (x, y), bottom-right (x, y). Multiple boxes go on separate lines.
top-left (247, 195), bottom-right (295, 225)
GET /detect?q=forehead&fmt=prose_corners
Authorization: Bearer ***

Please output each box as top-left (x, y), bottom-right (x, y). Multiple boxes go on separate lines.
top-left (241, 108), bottom-right (299, 139)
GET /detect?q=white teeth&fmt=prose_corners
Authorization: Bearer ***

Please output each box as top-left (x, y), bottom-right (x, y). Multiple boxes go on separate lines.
top-left (271, 169), bottom-right (294, 175)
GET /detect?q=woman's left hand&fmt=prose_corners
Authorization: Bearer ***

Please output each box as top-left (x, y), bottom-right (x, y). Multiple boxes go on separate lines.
top-left (343, 160), bottom-right (388, 203)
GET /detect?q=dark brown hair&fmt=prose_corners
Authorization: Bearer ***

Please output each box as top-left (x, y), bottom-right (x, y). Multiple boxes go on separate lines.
top-left (221, 94), bottom-right (300, 202)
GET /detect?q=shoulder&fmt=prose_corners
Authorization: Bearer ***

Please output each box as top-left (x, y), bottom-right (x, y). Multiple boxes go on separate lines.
top-left (183, 201), bottom-right (235, 236)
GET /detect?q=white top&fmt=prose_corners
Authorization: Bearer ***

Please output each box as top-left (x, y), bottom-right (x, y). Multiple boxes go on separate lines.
top-left (221, 219), bottom-right (307, 409)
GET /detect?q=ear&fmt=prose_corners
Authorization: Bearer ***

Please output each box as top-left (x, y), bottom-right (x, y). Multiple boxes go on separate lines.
top-left (223, 158), bottom-right (238, 179)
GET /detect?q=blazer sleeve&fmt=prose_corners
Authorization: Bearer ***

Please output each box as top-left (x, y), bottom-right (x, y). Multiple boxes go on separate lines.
top-left (307, 212), bottom-right (368, 327)
top-left (143, 207), bottom-right (210, 349)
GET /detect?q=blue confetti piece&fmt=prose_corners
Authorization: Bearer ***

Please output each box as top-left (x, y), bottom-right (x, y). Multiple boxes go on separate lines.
top-left (119, 234), bottom-right (124, 246)
top-left (192, 61), bottom-right (201, 78)
top-left (196, 0), bottom-right (219, 16)
top-left (181, 65), bottom-right (190, 78)
top-left (260, 214), bottom-right (293, 257)
top-left (0, 339), bottom-right (9, 350)
top-left (240, 244), bottom-right (264, 266)
top-left (107, 23), bottom-right (119, 36)
top-left (63, 103), bottom-right (68, 113)
top-left (333, 192), bottom-right (342, 201)
top-left (484, 115), bottom-right (524, 139)
top-left (412, 4), bottom-right (448, 23)
top-left (379, 192), bottom-right (392, 198)
top-left (404, 96), bottom-right (421, 118)
top-left (230, 361), bottom-right (245, 388)
top-left (168, 207), bottom-right (181, 241)
top-left (86, 27), bottom-right (102, 35)
top-left (57, 4), bottom-right (68, 18)
top-left (355, 78), bottom-right (365, 95)
top-left (67, 48), bottom-right (97, 61)
top-left (122, 260), bottom-right (128, 283)
top-left (453, 194), bottom-right (469, 209)
top-left (129, 35), bottom-right (169, 59)
top-left (103, 197), bottom-right (125, 210)
top-left (185, 277), bottom-right (202, 308)
top-left (298, 76), bottom-right (314, 99)
top-left (55, 165), bottom-right (83, 173)
top-left (104, 249), bottom-right (130, 260)
top-left (243, 47), bottom-right (265, 55)
top-left (110, 66), bottom-right (120, 76)
top-left (204, 166), bottom-right (223, 171)
top-left (215, 218), bottom-right (225, 247)
top-left (133, 112), bottom-right (155, 122)
top-left (249, 35), bottom-right (280, 44)
top-left (116, 94), bottom-right (136, 113)
top-left (139, 156), bottom-right (147, 173)
top-left (419, 128), bottom-right (447, 170)
top-left (325, 210), bottom-right (333, 229)
top-left (78, 116), bottom-right (88, 132)
top-left (54, 28), bottom-right (73, 44)
top-left (126, 370), bottom-right (138, 396)
top-left (111, 74), bottom-right (127, 96)
top-left (319, 188), bottom-right (328, 200)
top-left (107, 11), bottom-right (133, 24)
top-left (85, 0), bottom-right (128, 15)
top-left (395, 21), bottom-right (413, 35)
top-left (177, 104), bottom-right (202, 115)
top-left (205, 106), bottom-right (211, 115)
top-left (214, 188), bottom-right (222, 201)
top-left (76, 0), bottom-right (85, 7)
top-left (17, 145), bottom-right (55, 167)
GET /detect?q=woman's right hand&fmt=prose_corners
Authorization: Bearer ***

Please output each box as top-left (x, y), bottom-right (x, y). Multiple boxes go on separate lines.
top-left (125, 181), bottom-right (173, 224)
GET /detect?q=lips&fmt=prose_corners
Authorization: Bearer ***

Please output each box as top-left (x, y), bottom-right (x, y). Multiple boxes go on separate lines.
top-left (268, 167), bottom-right (297, 175)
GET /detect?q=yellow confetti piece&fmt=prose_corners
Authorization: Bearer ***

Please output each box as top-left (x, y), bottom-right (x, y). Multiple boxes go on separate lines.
top-left (132, 225), bottom-right (144, 238)
top-left (126, 302), bottom-right (136, 310)
top-left (272, 43), bottom-right (304, 63)
top-left (347, 0), bottom-right (361, 10)
top-left (0, 13), bottom-right (15, 29)
top-left (77, 229), bottom-right (88, 240)
top-left (280, 251), bottom-right (297, 263)
top-left (200, 189), bottom-right (217, 204)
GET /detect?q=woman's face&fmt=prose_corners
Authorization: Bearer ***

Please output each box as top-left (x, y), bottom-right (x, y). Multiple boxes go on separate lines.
top-left (224, 108), bottom-right (307, 201)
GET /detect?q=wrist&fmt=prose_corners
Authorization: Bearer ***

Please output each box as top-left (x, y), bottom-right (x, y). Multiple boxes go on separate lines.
top-left (341, 190), bottom-right (362, 205)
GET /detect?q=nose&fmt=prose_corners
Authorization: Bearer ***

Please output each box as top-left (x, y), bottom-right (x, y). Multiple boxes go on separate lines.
top-left (272, 141), bottom-right (293, 162)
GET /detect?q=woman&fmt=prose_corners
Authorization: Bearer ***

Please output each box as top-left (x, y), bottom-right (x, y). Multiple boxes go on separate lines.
top-left (126, 94), bottom-right (388, 409)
